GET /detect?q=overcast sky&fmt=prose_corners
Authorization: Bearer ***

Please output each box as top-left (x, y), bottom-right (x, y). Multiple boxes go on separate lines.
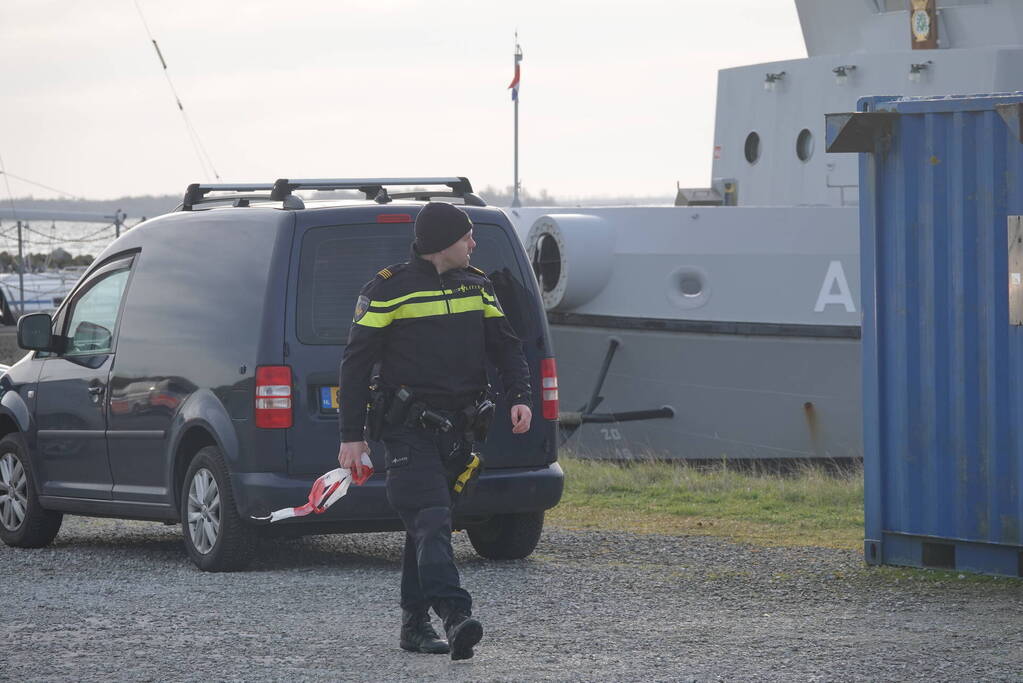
top-left (1, 0), bottom-right (805, 201)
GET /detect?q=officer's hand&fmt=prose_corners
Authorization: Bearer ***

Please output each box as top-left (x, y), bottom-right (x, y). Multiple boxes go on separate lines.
top-left (510, 404), bottom-right (532, 434)
top-left (339, 441), bottom-right (370, 483)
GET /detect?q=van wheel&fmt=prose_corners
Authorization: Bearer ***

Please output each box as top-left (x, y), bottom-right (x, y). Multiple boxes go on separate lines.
top-left (181, 445), bottom-right (256, 572)
top-left (0, 434), bottom-right (63, 548)
top-left (466, 511), bottom-right (544, 560)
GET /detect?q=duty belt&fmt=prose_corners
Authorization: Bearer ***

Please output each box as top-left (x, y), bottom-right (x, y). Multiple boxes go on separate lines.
top-left (367, 381), bottom-right (492, 439)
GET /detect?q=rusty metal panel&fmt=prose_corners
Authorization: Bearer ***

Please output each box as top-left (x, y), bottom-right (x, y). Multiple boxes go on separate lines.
top-left (853, 92), bottom-right (1023, 577)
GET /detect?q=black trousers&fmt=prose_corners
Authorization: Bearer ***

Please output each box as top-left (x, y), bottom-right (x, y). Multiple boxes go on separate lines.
top-left (383, 424), bottom-right (472, 618)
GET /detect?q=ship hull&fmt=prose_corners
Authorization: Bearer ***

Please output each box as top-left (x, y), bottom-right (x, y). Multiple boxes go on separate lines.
top-left (506, 206), bottom-right (863, 461)
top-left (551, 320), bottom-right (861, 460)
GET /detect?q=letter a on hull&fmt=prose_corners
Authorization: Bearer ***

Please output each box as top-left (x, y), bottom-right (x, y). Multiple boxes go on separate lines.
top-left (815, 260), bottom-right (855, 313)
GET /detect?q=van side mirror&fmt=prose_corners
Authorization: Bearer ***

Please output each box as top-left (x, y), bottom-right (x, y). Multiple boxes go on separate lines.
top-left (17, 312), bottom-right (55, 351)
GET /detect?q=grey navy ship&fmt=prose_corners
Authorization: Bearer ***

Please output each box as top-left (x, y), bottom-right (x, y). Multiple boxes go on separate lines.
top-left (506, 0), bottom-right (1023, 460)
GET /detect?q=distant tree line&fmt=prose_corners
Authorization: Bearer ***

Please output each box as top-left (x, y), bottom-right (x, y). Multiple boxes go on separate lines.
top-left (475, 186), bottom-right (673, 207)
top-left (11, 187), bottom-right (570, 213)
top-left (0, 250), bottom-right (93, 272)
top-left (477, 185), bottom-right (558, 206)
top-left (9, 188), bottom-right (674, 215)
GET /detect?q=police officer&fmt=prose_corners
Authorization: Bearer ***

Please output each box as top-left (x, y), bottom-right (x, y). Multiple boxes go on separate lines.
top-left (337, 201), bottom-right (532, 660)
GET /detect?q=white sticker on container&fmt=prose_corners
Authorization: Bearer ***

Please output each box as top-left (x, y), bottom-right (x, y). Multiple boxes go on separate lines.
top-left (1012, 273), bottom-right (1021, 286)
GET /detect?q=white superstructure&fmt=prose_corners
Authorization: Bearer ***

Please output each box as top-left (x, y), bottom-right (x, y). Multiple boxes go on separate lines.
top-left (718, 0), bottom-right (1023, 209)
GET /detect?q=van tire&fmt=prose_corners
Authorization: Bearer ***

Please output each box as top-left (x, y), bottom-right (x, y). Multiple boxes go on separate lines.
top-left (180, 445), bottom-right (256, 572)
top-left (466, 510), bottom-right (544, 560)
top-left (0, 433), bottom-right (63, 548)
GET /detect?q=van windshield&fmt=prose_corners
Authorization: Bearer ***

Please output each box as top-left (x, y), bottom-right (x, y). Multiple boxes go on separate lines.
top-left (296, 222), bottom-right (537, 345)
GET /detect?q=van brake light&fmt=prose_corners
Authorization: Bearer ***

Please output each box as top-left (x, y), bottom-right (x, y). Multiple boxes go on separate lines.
top-left (540, 358), bottom-right (558, 421)
top-left (256, 365), bottom-right (293, 428)
top-left (377, 214), bottom-right (412, 223)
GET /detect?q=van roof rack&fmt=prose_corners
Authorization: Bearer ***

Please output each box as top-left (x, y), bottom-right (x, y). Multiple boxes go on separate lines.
top-left (180, 176), bottom-right (485, 211)
top-left (181, 183), bottom-right (277, 211)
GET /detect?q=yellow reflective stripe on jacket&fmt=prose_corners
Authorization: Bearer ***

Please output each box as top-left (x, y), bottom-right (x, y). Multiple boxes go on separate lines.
top-left (481, 289), bottom-right (503, 317)
top-left (372, 289), bottom-right (449, 308)
top-left (447, 296), bottom-right (486, 315)
top-left (355, 291), bottom-right (503, 327)
top-left (394, 295), bottom-right (482, 319)
top-left (356, 309), bottom-right (395, 328)
top-left (394, 299), bottom-right (451, 319)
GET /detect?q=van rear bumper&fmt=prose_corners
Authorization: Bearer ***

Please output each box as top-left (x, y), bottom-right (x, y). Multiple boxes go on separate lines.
top-left (232, 462), bottom-right (564, 528)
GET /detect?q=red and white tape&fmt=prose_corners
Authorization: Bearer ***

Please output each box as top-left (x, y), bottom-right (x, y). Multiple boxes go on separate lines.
top-left (252, 453), bottom-right (373, 523)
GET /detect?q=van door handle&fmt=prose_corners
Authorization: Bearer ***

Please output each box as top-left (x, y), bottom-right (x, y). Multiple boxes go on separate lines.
top-left (88, 386), bottom-right (105, 395)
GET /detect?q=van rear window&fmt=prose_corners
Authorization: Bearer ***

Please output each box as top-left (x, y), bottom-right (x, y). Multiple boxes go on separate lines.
top-left (296, 222), bottom-right (537, 345)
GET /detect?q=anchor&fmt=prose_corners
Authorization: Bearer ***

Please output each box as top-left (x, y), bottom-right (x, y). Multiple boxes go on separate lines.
top-left (558, 336), bottom-right (675, 444)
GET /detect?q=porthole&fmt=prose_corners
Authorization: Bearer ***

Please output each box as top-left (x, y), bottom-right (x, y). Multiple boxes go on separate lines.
top-left (679, 274), bottom-right (703, 297)
top-left (744, 132), bottom-right (760, 164)
top-left (666, 266), bottom-right (711, 310)
top-left (796, 128), bottom-right (814, 162)
top-left (532, 233), bottom-right (562, 294)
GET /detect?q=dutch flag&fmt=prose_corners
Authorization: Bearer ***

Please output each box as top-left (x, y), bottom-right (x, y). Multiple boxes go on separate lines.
top-left (508, 62), bottom-right (520, 101)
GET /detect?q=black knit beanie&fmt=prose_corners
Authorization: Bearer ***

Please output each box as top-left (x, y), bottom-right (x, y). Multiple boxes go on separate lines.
top-left (413, 202), bottom-right (473, 254)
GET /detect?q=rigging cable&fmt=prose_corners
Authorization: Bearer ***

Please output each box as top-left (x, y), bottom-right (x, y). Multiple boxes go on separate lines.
top-left (0, 154), bottom-right (26, 276)
top-left (45, 220), bottom-right (56, 270)
top-left (0, 171), bottom-right (77, 199)
top-left (0, 152), bottom-right (19, 222)
top-left (20, 222), bottom-right (116, 243)
top-left (133, 0), bottom-right (221, 181)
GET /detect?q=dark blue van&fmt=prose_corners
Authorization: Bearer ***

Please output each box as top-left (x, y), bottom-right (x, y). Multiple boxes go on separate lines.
top-left (0, 178), bottom-right (563, 571)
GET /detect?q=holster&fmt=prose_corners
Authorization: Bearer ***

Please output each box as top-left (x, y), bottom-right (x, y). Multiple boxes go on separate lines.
top-left (439, 429), bottom-right (483, 501)
top-left (447, 395), bottom-right (493, 501)
top-left (464, 399), bottom-right (496, 443)
top-left (373, 385), bottom-right (492, 500)
top-left (366, 380), bottom-right (389, 441)
top-left (386, 386), bottom-right (414, 428)
top-left (449, 397), bottom-right (494, 473)
top-left (452, 452), bottom-right (483, 499)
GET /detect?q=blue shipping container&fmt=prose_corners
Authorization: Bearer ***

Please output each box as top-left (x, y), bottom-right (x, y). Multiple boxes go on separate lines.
top-left (827, 93), bottom-right (1023, 577)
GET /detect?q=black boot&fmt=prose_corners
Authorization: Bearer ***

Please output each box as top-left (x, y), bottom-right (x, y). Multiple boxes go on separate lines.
top-left (400, 610), bottom-right (450, 654)
top-left (444, 613), bottom-right (483, 661)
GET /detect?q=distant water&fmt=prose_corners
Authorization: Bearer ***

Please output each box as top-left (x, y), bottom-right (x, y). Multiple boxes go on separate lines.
top-left (0, 220), bottom-right (124, 259)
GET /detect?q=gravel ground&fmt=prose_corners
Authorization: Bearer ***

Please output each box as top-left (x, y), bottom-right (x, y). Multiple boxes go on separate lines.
top-left (0, 327), bottom-right (1018, 679)
top-left (2, 515), bottom-right (1022, 682)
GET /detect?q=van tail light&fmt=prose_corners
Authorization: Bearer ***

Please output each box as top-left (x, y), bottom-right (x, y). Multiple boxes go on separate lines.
top-left (540, 358), bottom-right (559, 421)
top-left (255, 365), bottom-right (293, 429)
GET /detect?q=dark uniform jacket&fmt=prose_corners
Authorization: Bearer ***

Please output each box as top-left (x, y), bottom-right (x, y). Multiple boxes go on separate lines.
top-left (339, 254), bottom-right (531, 442)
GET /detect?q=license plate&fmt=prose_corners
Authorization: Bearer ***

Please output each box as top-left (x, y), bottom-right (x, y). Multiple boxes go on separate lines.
top-left (320, 386), bottom-right (340, 411)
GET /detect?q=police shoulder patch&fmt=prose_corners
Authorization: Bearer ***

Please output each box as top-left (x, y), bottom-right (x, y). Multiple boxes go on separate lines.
top-left (377, 268), bottom-right (393, 279)
top-left (353, 295), bottom-right (370, 322)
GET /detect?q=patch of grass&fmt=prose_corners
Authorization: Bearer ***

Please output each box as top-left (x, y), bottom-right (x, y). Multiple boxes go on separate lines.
top-left (548, 456), bottom-right (864, 550)
top-left (866, 565), bottom-right (1013, 584)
